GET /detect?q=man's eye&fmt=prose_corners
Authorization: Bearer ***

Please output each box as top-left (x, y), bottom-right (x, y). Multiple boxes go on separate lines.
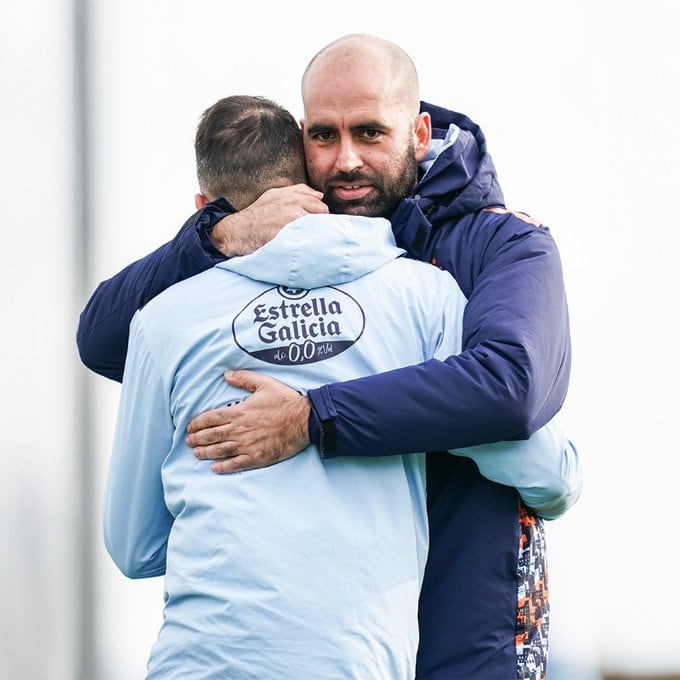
top-left (314, 131), bottom-right (334, 142)
top-left (362, 129), bottom-right (382, 140)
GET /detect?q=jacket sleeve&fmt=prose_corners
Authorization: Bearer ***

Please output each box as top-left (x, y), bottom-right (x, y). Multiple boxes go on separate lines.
top-left (450, 421), bottom-right (582, 520)
top-left (308, 212), bottom-right (571, 456)
top-left (76, 199), bottom-right (232, 381)
top-left (103, 314), bottom-right (174, 579)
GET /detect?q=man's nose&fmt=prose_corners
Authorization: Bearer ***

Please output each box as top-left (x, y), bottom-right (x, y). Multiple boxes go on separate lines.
top-left (335, 138), bottom-right (363, 173)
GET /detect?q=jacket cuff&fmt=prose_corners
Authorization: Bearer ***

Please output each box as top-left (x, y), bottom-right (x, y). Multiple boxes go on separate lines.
top-left (308, 385), bottom-right (338, 459)
top-left (195, 197), bottom-right (236, 260)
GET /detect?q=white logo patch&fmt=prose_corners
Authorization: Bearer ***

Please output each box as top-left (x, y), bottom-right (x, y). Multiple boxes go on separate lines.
top-left (232, 286), bottom-right (365, 365)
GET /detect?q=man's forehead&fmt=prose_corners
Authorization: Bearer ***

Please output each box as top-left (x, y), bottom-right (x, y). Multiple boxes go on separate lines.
top-left (304, 64), bottom-right (399, 110)
top-left (304, 94), bottom-right (404, 128)
top-left (306, 105), bottom-right (388, 124)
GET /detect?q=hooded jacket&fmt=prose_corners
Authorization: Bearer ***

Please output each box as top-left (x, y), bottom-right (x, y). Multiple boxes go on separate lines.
top-left (105, 214), bottom-right (447, 678)
top-left (103, 213), bottom-right (578, 678)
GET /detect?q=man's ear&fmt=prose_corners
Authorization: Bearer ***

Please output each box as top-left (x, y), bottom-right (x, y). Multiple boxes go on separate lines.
top-left (194, 193), bottom-right (209, 210)
top-left (413, 112), bottom-right (432, 162)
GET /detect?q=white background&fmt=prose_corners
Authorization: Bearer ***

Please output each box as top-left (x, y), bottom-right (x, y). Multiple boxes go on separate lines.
top-left (2, 1), bottom-right (679, 678)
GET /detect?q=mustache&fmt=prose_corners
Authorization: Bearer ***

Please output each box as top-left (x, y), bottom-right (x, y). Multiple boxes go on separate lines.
top-left (327, 170), bottom-right (375, 185)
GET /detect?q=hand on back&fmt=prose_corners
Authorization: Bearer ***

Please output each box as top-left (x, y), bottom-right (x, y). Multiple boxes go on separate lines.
top-left (186, 370), bottom-right (311, 473)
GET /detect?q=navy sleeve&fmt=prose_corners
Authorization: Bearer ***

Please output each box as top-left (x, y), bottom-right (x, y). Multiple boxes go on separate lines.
top-left (76, 199), bottom-right (233, 381)
top-left (308, 212), bottom-right (571, 456)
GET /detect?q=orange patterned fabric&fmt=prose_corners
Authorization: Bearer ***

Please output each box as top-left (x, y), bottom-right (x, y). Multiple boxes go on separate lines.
top-left (515, 503), bottom-right (550, 679)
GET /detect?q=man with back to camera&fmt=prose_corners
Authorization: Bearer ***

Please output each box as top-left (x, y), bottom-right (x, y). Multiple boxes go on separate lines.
top-left (80, 35), bottom-right (572, 679)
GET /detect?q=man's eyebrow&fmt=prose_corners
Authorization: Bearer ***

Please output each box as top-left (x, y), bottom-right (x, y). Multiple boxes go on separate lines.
top-left (305, 122), bottom-right (336, 135)
top-left (305, 120), bottom-right (389, 135)
top-left (349, 122), bottom-right (390, 135)
top-left (351, 120), bottom-right (389, 131)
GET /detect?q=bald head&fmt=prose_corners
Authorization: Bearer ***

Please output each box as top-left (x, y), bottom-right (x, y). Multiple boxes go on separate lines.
top-left (302, 34), bottom-right (420, 118)
top-left (300, 34), bottom-right (430, 218)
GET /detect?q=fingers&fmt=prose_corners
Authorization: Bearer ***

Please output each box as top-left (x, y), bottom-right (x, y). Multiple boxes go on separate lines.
top-left (209, 449), bottom-right (285, 475)
top-left (291, 185), bottom-right (328, 214)
top-left (303, 198), bottom-right (329, 215)
top-left (209, 454), bottom-right (275, 475)
top-left (184, 423), bottom-right (239, 458)
top-left (210, 456), bottom-right (249, 475)
top-left (259, 184), bottom-right (327, 215)
top-left (193, 439), bottom-right (238, 461)
top-left (186, 407), bottom-right (232, 435)
top-left (186, 371), bottom-right (308, 474)
top-left (186, 370), bottom-right (267, 436)
top-left (283, 183), bottom-right (325, 200)
top-left (224, 369), bottom-right (269, 393)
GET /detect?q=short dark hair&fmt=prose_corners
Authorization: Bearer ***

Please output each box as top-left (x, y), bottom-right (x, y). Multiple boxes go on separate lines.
top-left (195, 95), bottom-right (307, 208)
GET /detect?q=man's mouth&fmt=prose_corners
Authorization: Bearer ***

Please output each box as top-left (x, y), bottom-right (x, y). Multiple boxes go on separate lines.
top-left (331, 184), bottom-right (373, 201)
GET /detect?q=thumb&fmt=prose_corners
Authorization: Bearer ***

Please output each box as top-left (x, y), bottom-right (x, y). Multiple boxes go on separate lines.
top-left (224, 369), bottom-right (268, 393)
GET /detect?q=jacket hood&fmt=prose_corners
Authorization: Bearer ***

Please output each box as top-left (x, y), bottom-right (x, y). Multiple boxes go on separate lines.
top-left (218, 214), bottom-right (405, 289)
top-left (391, 101), bottom-right (505, 255)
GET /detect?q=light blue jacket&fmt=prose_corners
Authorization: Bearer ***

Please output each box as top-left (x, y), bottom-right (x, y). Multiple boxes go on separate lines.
top-left (104, 214), bottom-right (580, 679)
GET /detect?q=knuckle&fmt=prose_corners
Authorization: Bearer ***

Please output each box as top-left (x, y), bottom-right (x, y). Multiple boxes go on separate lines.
top-left (210, 445), bottom-right (226, 460)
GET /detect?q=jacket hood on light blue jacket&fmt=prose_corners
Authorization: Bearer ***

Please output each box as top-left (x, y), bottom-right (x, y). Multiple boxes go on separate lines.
top-left (218, 214), bottom-right (405, 289)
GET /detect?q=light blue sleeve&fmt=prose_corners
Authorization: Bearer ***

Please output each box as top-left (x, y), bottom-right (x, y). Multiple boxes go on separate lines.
top-left (449, 421), bottom-right (583, 520)
top-left (102, 313), bottom-right (175, 578)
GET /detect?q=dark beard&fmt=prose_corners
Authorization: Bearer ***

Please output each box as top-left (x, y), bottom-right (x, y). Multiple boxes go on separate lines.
top-left (319, 150), bottom-right (418, 218)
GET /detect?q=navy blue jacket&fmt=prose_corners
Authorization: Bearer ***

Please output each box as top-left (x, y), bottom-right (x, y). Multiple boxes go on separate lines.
top-left (77, 102), bottom-right (571, 678)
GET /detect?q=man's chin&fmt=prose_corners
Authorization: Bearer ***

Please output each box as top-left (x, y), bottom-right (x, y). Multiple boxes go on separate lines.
top-left (326, 197), bottom-right (382, 217)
